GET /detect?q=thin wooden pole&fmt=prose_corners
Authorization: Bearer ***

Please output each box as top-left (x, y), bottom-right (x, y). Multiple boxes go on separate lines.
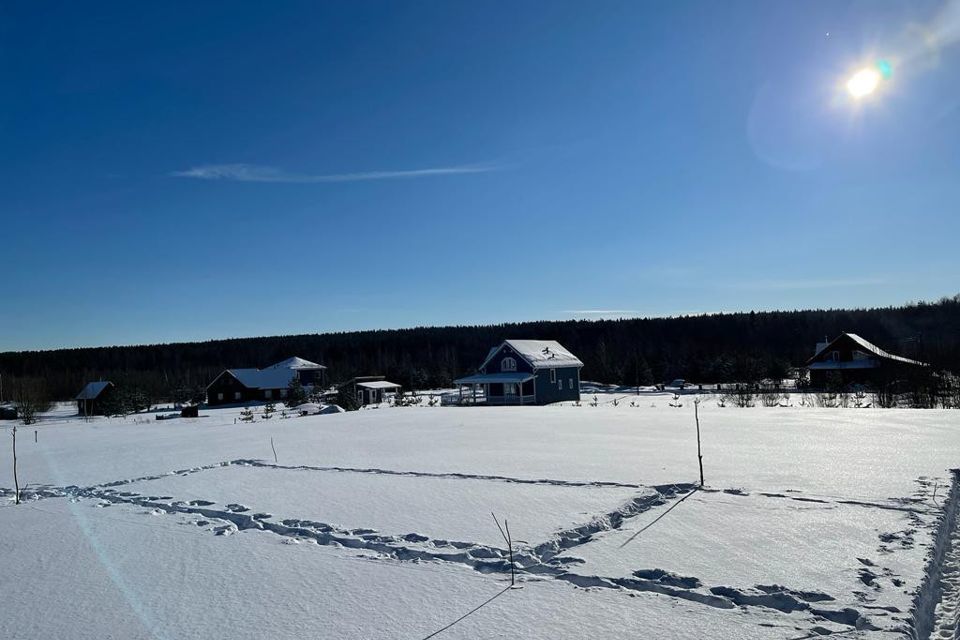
top-left (12, 425), bottom-right (20, 504)
top-left (505, 519), bottom-right (515, 586)
top-left (694, 399), bottom-right (704, 487)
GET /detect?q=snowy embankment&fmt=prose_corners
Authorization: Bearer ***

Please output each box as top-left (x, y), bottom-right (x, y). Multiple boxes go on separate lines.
top-left (1, 397), bottom-right (959, 639)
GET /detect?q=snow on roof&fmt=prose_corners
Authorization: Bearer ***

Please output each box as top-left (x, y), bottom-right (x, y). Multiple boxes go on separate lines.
top-left (455, 372), bottom-right (535, 385)
top-left (226, 367), bottom-right (298, 391)
top-left (208, 356), bottom-right (326, 390)
top-left (808, 333), bottom-right (927, 367)
top-left (356, 381), bottom-right (402, 390)
top-left (482, 340), bottom-right (583, 370)
top-left (267, 357), bottom-right (326, 370)
top-left (76, 381), bottom-right (113, 400)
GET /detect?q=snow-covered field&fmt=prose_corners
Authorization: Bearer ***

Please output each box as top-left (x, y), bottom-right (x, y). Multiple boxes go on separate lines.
top-left (2, 395), bottom-right (959, 639)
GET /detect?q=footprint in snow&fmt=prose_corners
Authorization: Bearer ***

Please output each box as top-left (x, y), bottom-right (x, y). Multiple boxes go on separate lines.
top-left (188, 500), bottom-right (214, 506)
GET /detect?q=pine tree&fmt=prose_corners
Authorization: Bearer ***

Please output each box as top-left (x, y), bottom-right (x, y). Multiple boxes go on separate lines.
top-left (262, 401), bottom-right (276, 419)
top-left (287, 377), bottom-right (307, 407)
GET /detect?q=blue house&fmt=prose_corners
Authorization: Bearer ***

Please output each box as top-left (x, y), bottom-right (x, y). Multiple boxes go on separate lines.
top-left (454, 340), bottom-right (583, 405)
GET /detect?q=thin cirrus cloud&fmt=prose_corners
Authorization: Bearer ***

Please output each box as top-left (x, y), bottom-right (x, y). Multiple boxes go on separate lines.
top-left (170, 162), bottom-right (499, 183)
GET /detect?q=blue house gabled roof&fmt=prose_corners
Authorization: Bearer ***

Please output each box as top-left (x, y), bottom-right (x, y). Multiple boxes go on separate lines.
top-left (478, 340), bottom-right (583, 371)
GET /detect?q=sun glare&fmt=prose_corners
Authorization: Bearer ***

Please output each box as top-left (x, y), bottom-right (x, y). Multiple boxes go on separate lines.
top-left (847, 67), bottom-right (881, 98)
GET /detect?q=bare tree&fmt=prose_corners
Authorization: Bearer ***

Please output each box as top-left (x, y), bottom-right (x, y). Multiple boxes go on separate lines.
top-left (11, 378), bottom-right (51, 426)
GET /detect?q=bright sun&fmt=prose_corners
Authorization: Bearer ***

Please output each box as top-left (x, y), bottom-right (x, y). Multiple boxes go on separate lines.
top-left (847, 68), bottom-right (881, 98)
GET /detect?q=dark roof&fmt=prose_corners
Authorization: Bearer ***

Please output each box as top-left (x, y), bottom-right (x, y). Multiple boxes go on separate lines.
top-left (76, 381), bottom-right (114, 400)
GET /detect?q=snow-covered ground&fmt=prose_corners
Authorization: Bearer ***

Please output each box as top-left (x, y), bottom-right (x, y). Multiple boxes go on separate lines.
top-left (2, 396), bottom-right (959, 639)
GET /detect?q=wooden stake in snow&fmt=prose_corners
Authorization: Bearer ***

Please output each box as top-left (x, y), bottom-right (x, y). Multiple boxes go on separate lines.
top-left (491, 512), bottom-right (517, 587)
top-left (11, 425), bottom-right (20, 505)
top-left (270, 437), bottom-right (278, 464)
top-left (694, 398), bottom-right (704, 487)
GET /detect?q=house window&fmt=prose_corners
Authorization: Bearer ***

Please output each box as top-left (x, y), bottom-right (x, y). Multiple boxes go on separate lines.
top-left (831, 351), bottom-right (840, 362)
top-left (280, 389), bottom-right (288, 398)
top-left (558, 379), bottom-right (563, 390)
top-left (217, 392), bottom-right (224, 401)
top-left (504, 383), bottom-right (517, 395)
top-left (357, 390), bottom-right (364, 404)
top-left (234, 391), bottom-right (241, 400)
top-left (550, 369), bottom-right (556, 383)
top-left (569, 378), bottom-right (574, 390)
top-left (502, 357), bottom-right (517, 372)
top-left (265, 389), bottom-right (273, 400)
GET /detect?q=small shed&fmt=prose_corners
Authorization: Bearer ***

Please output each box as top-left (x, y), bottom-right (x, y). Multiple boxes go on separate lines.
top-left (339, 376), bottom-right (402, 406)
top-left (76, 381), bottom-right (116, 416)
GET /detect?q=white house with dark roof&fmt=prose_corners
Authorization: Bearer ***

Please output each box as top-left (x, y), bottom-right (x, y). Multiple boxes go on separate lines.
top-left (206, 357), bottom-right (326, 406)
top-left (454, 339), bottom-right (583, 405)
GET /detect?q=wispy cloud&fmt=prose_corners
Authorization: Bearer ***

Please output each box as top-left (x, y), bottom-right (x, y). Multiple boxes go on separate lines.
top-left (170, 162), bottom-right (498, 183)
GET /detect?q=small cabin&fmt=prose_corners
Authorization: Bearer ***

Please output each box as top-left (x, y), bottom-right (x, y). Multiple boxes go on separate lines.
top-left (76, 381), bottom-right (116, 416)
top-left (454, 339), bottom-right (583, 405)
top-left (206, 357), bottom-right (327, 406)
top-left (805, 333), bottom-right (928, 387)
top-left (339, 376), bottom-right (402, 406)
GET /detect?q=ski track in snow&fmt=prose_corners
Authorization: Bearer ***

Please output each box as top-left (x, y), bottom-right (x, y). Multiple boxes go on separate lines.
top-left (909, 470), bottom-right (960, 640)
top-left (2, 459), bottom-right (955, 637)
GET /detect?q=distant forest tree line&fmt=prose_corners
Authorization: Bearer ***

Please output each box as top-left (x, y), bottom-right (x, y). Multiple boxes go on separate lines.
top-left (2, 295), bottom-right (959, 404)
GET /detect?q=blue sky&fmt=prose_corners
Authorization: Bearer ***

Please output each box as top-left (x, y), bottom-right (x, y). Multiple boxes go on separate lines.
top-left (2, 1), bottom-right (959, 351)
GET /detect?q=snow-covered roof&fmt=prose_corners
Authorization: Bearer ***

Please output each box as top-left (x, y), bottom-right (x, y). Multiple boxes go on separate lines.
top-left (455, 372), bottom-right (535, 385)
top-left (356, 381), bottom-right (402, 390)
top-left (808, 333), bottom-right (927, 367)
top-left (481, 340), bottom-right (583, 370)
top-left (266, 357), bottom-right (325, 370)
top-left (76, 381), bottom-right (113, 400)
top-left (208, 356), bottom-right (324, 391)
top-left (226, 368), bottom-right (297, 390)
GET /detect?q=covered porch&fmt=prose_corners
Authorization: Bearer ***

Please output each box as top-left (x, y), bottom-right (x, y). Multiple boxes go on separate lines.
top-left (451, 372), bottom-right (536, 406)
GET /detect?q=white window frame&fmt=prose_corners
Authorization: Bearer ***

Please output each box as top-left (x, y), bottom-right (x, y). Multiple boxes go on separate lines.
top-left (502, 357), bottom-right (517, 372)
top-left (569, 378), bottom-right (574, 390)
top-left (550, 369), bottom-right (556, 383)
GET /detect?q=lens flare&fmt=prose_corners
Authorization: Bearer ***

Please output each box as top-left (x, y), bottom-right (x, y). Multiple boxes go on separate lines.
top-left (847, 67), bottom-right (881, 98)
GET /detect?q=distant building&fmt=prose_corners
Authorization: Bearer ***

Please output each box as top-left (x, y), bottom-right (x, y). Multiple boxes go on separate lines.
top-left (805, 333), bottom-right (928, 387)
top-left (0, 405), bottom-right (18, 421)
top-left (454, 339), bottom-right (583, 405)
top-left (338, 376), bottom-right (402, 406)
top-left (206, 357), bottom-right (327, 406)
top-left (76, 381), bottom-right (116, 416)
